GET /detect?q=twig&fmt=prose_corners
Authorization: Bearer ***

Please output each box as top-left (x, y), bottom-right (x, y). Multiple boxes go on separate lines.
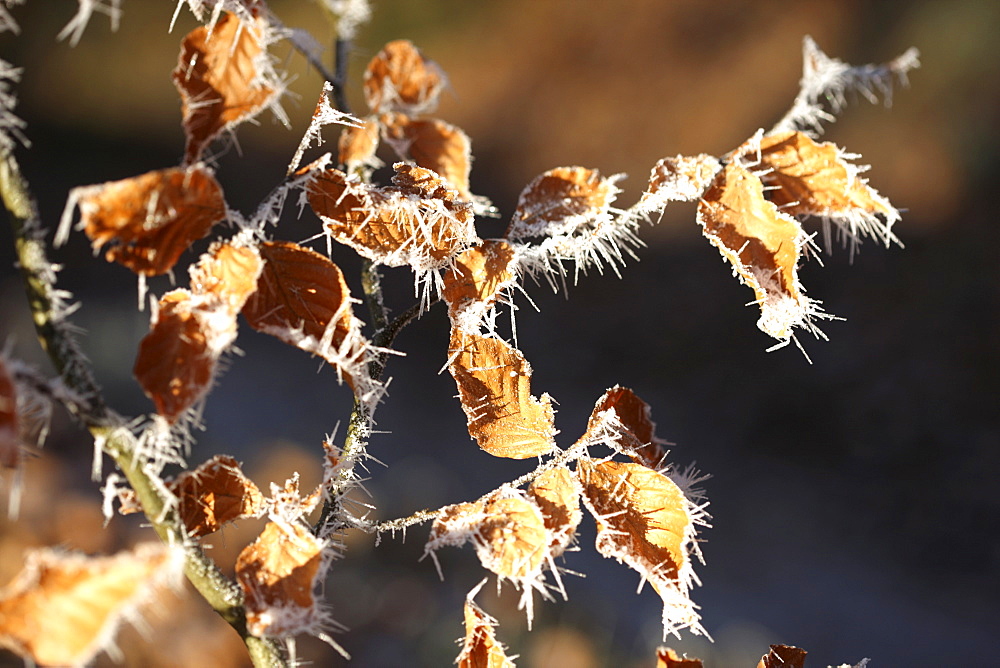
top-left (2, 152), bottom-right (287, 668)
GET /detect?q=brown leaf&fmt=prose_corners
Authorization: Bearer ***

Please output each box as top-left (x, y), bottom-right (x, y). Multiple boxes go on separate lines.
top-left (527, 466), bottom-right (581, 557)
top-left (442, 240), bottom-right (518, 333)
top-left (757, 131), bottom-right (898, 248)
top-left (448, 330), bottom-right (557, 459)
top-left (507, 166), bottom-right (620, 240)
top-left (363, 39), bottom-right (446, 114)
top-left (66, 165), bottom-right (226, 276)
top-left (134, 289), bottom-right (237, 423)
top-left (381, 112), bottom-right (473, 198)
top-left (0, 358), bottom-right (19, 469)
top-left (758, 644), bottom-right (808, 668)
top-left (236, 520), bottom-right (325, 637)
top-left (637, 154), bottom-right (722, 213)
top-left (189, 239), bottom-right (263, 312)
top-left (657, 647), bottom-right (704, 668)
top-left (338, 116), bottom-right (381, 169)
top-left (457, 594), bottom-right (516, 668)
top-left (0, 543), bottom-right (180, 667)
top-left (581, 386), bottom-right (667, 468)
top-left (577, 458), bottom-right (703, 636)
top-left (118, 455), bottom-right (264, 538)
top-left (697, 158), bottom-right (812, 341)
top-left (241, 240), bottom-right (367, 388)
top-left (307, 163), bottom-right (478, 270)
top-left (173, 11), bottom-right (279, 165)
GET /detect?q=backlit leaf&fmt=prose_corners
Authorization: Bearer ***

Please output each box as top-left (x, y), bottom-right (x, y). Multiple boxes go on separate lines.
top-left (657, 647), bottom-right (704, 668)
top-left (442, 240), bottom-right (518, 333)
top-left (189, 239), bottom-right (263, 311)
top-left (577, 458), bottom-right (704, 637)
top-left (381, 112), bottom-right (473, 198)
top-left (527, 466), bottom-right (581, 557)
top-left (173, 11), bottom-right (280, 164)
top-left (338, 116), bottom-right (381, 170)
top-left (758, 644), bottom-right (808, 668)
top-left (457, 592), bottom-right (516, 668)
top-left (363, 39), bottom-right (446, 114)
top-left (0, 543), bottom-right (181, 667)
top-left (62, 165), bottom-right (225, 276)
top-left (581, 386), bottom-right (667, 468)
top-left (507, 166), bottom-right (621, 241)
top-left (448, 330), bottom-right (557, 459)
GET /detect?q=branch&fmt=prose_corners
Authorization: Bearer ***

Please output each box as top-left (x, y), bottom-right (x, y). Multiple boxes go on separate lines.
top-left (2, 152), bottom-right (287, 668)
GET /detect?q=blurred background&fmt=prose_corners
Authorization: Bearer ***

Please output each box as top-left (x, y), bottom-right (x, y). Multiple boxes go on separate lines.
top-left (1, 1), bottom-right (998, 666)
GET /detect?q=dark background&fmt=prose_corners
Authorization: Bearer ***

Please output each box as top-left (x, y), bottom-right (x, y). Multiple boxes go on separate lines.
top-left (1, 1), bottom-right (998, 666)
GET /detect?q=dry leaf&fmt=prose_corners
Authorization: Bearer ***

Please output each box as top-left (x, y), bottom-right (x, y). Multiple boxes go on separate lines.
top-left (635, 154), bottom-right (722, 216)
top-left (697, 157), bottom-right (813, 342)
top-left (527, 466), bottom-right (581, 557)
top-left (577, 458), bottom-right (703, 637)
top-left (63, 165), bottom-right (226, 276)
top-left (457, 594), bottom-right (516, 668)
top-left (338, 116), bottom-right (381, 170)
top-left (381, 112), bottom-right (473, 198)
top-left (241, 240), bottom-right (367, 388)
top-left (657, 647), bottom-right (704, 668)
top-left (174, 11), bottom-right (280, 164)
top-left (188, 240), bottom-right (263, 312)
top-left (307, 163), bottom-right (478, 271)
top-left (236, 520), bottom-right (325, 637)
top-left (119, 455), bottom-right (264, 537)
top-left (507, 166), bottom-right (621, 240)
top-left (758, 644), bottom-right (808, 668)
top-left (757, 130), bottom-right (899, 249)
top-left (0, 358), bottom-right (19, 469)
top-left (363, 39), bottom-right (446, 114)
top-left (442, 240), bottom-right (518, 333)
top-left (448, 330), bottom-right (557, 459)
top-left (267, 474), bottom-right (323, 525)
top-left (581, 386), bottom-right (667, 468)
top-left (0, 543), bottom-right (181, 667)
top-left (134, 289), bottom-right (237, 423)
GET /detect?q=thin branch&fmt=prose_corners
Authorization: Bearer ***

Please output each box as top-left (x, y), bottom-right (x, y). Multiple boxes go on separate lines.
top-left (2, 152), bottom-right (287, 668)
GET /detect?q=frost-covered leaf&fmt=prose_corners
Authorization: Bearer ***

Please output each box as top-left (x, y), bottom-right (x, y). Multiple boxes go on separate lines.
top-left (241, 240), bottom-right (369, 390)
top-left (757, 130), bottom-right (900, 252)
top-left (307, 163), bottom-right (478, 271)
top-left (507, 166), bottom-right (621, 241)
top-left (657, 647), bottom-right (704, 668)
top-left (134, 289), bottom-right (237, 423)
top-left (118, 455), bottom-right (264, 537)
top-left (697, 151), bottom-right (820, 343)
top-left (59, 165), bottom-right (226, 276)
top-left (580, 386), bottom-right (667, 468)
top-left (758, 644), bottom-right (807, 668)
top-left (363, 39), bottom-right (446, 115)
top-left (442, 240), bottom-right (518, 334)
top-left (633, 154), bottom-right (721, 217)
top-left (338, 116), bottom-right (381, 171)
top-left (381, 112), bottom-right (473, 199)
top-left (457, 590), bottom-right (516, 668)
top-left (0, 543), bottom-right (182, 667)
top-left (173, 11), bottom-right (282, 164)
top-left (448, 330), bottom-right (557, 459)
top-left (267, 474), bottom-right (323, 526)
top-left (188, 239), bottom-right (263, 311)
top-left (236, 520), bottom-right (326, 637)
top-left (526, 466), bottom-right (581, 557)
top-left (0, 357), bottom-right (19, 470)
top-left (577, 458), bottom-right (705, 637)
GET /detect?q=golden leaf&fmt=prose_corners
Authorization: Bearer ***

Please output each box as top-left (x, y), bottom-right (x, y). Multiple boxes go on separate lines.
top-left (241, 240), bottom-right (366, 388)
top-left (442, 240), bottom-right (518, 332)
top-left (338, 117), bottom-right (381, 169)
top-left (697, 159), bottom-right (811, 341)
top-left (639, 154), bottom-right (722, 208)
top-left (448, 330), bottom-right (557, 459)
top-left (363, 39), bottom-right (446, 114)
top-left (173, 11), bottom-right (279, 164)
top-left (527, 466), bottom-right (581, 556)
top-left (0, 358), bottom-right (19, 469)
top-left (507, 166), bottom-right (620, 240)
top-left (0, 543), bottom-right (180, 667)
top-left (307, 163), bottom-right (478, 270)
top-left (657, 647), bottom-right (704, 668)
top-left (577, 458), bottom-right (703, 635)
top-left (758, 645), bottom-right (808, 668)
top-left (67, 165), bottom-right (225, 276)
top-left (189, 240), bottom-right (263, 312)
top-left (581, 386), bottom-right (667, 468)
top-left (381, 112), bottom-right (473, 198)
top-left (134, 289), bottom-right (236, 423)
top-left (457, 595), bottom-right (516, 668)
top-left (236, 520), bottom-right (325, 637)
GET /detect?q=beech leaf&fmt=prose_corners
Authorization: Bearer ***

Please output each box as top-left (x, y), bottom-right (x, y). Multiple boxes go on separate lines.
top-left (580, 385), bottom-right (668, 468)
top-left (457, 591), bottom-right (516, 668)
top-left (363, 39), bottom-right (446, 115)
top-left (526, 466), bottom-right (582, 557)
top-left (507, 166), bottom-right (621, 241)
top-left (758, 644), bottom-right (808, 668)
top-left (381, 112), bottom-right (473, 199)
top-left (442, 239), bottom-right (518, 333)
top-left (657, 647), bottom-right (705, 668)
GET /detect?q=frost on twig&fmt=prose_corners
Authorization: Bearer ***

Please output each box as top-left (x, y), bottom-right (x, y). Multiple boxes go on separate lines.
top-left (772, 36), bottom-right (920, 137)
top-left (288, 81), bottom-right (363, 176)
top-left (57, 0), bottom-right (123, 47)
